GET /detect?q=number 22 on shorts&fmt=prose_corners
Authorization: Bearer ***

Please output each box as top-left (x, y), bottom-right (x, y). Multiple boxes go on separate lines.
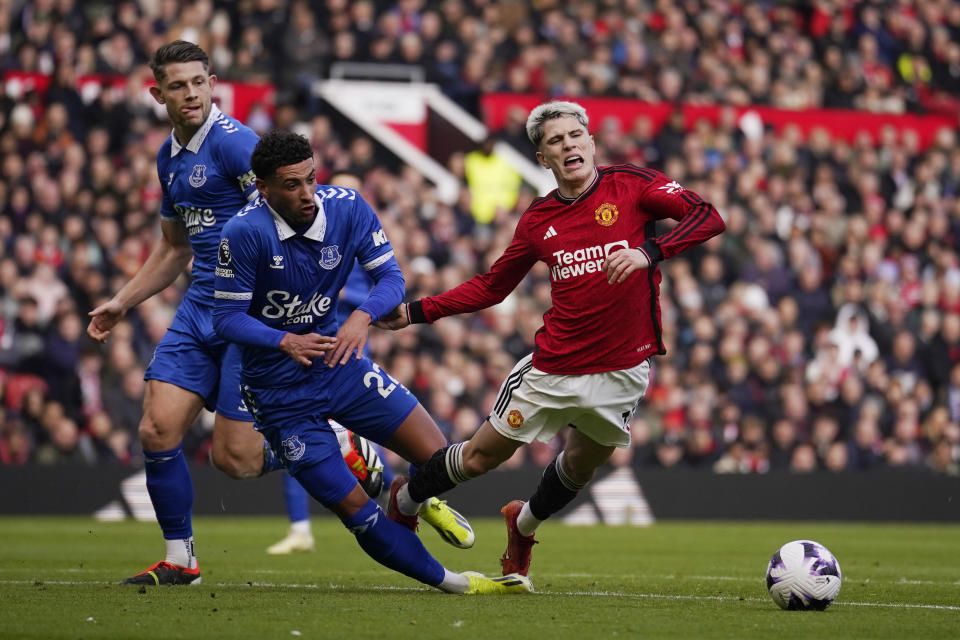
top-left (363, 362), bottom-right (400, 398)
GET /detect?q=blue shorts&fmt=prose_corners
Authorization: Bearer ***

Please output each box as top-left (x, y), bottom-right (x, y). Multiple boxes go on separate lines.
top-left (144, 297), bottom-right (249, 421)
top-left (241, 356), bottom-right (417, 499)
top-left (279, 434), bottom-right (361, 508)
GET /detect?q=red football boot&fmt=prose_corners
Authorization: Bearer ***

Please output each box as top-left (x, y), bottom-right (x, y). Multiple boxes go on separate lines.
top-left (500, 500), bottom-right (539, 576)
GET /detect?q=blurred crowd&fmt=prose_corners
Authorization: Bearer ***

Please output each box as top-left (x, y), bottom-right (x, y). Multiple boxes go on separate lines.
top-left (4, 0), bottom-right (960, 115)
top-left (1, 0), bottom-right (960, 476)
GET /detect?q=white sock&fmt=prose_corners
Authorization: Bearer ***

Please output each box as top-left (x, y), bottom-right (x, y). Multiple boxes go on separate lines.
top-left (396, 483), bottom-right (424, 517)
top-left (516, 502), bottom-right (542, 537)
top-left (436, 569), bottom-right (470, 594)
top-left (165, 537), bottom-right (197, 569)
top-left (290, 520), bottom-right (311, 535)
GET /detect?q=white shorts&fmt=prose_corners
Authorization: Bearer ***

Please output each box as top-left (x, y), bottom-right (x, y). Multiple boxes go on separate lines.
top-left (487, 354), bottom-right (651, 448)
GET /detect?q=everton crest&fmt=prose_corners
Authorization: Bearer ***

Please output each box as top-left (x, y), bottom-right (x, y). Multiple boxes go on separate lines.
top-left (318, 245), bottom-right (342, 270)
top-left (282, 435), bottom-right (306, 461)
top-left (189, 164), bottom-right (207, 188)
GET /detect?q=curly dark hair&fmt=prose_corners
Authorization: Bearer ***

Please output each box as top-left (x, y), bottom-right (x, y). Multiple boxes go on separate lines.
top-left (250, 130), bottom-right (313, 180)
top-left (149, 40), bottom-right (209, 82)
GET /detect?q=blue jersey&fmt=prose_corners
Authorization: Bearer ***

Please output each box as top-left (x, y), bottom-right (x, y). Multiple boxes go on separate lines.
top-left (338, 262), bottom-right (375, 323)
top-left (157, 104), bottom-right (259, 306)
top-left (213, 186), bottom-right (400, 388)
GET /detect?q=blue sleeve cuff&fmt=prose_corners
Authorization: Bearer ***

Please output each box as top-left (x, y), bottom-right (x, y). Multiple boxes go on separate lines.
top-left (213, 304), bottom-right (286, 349)
top-left (356, 259), bottom-right (405, 321)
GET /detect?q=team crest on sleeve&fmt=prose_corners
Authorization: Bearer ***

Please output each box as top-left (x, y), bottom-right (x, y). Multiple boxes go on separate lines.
top-left (218, 238), bottom-right (231, 266)
top-left (281, 435), bottom-right (306, 461)
top-left (594, 202), bottom-right (620, 227)
top-left (507, 409), bottom-right (525, 428)
top-left (189, 164), bottom-right (207, 188)
top-left (318, 245), bottom-right (342, 270)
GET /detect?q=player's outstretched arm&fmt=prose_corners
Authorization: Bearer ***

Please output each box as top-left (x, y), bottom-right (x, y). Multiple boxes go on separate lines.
top-left (278, 333), bottom-right (337, 366)
top-left (372, 303), bottom-right (410, 331)
top-left (86, 219), bottom-right (193, 343)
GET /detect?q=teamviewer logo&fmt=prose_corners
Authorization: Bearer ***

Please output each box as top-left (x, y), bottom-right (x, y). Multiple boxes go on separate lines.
top-left (603, 240), bottom-right (629, 257)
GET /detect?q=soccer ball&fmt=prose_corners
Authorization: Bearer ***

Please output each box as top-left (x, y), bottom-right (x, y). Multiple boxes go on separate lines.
top-left (765, 540), bottom-right (842, 610)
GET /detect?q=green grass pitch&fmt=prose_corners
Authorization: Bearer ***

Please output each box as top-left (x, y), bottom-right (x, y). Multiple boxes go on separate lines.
top-left (1, 516), bottom-right (957, 639)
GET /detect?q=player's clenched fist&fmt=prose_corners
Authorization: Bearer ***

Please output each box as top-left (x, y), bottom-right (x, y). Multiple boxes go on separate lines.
top-left (279, 332), bottom-right (337, 366)
top-left (373, 303), bottom-right (410, 330)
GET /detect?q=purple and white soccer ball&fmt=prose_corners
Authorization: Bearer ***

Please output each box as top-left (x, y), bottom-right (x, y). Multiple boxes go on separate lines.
top-left (765, 540), bottom-right (842, 611)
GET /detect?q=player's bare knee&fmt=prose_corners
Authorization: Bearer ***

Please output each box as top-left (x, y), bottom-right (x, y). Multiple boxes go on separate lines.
top-left (137, 415), bottom-right (177, 451)
top-left (136, 421), bottom-right (161, 450)
top-left (211, 416), bottom-right (264, 478)
top-left (214, 457), bottom-right (259, 480)
top-left (208, 444), bottom-right (234, 476)
top-left (211, 439), bottom-right (260, 479)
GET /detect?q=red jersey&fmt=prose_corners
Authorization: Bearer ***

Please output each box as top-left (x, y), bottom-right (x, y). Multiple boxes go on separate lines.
top-left (413, 165), bottom-right (726, 374)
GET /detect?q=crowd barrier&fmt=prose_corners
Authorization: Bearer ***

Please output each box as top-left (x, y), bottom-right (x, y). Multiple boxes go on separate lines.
top-left (1, 465), bottom-right (956, 522)
top-left (481, 93), bottom-right (957, 149)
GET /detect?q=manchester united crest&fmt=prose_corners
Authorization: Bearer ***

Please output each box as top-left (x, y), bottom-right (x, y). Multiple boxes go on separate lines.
top-left (506, 409), bottom-right (524, 428)
top-left (595, 202), bottom-right (619, 226)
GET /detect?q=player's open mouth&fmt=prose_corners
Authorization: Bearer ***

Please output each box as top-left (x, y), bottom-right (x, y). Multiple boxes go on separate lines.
top-left (182, 105), bottom-right (201, 116)
top-left (564, 155), bottom-right (584, 168)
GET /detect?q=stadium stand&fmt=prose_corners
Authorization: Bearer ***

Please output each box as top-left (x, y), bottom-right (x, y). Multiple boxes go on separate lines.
top-left (0, 0), bottom-right (958, 477)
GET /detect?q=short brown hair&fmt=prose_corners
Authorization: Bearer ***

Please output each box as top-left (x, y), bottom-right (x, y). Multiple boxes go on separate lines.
top-left (149, 40), bottom-right (209, 82)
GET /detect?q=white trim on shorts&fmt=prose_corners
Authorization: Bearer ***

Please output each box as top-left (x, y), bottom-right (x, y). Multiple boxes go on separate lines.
top-left (487, 353), bottom-right (651, 447)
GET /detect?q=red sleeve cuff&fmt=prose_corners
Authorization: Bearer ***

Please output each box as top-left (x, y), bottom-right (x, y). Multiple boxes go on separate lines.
top-left (638, 238), bottom-right (663, 265)
top-left (407, 300), bottom-right (428, 324)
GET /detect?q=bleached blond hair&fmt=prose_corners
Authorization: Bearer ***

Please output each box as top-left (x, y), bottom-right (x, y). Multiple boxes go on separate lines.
top-left (525, 101), bottom-right (589, 148)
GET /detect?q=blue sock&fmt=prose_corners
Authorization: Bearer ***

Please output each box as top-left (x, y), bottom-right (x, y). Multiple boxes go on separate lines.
top-left (343, 499), bottom-right (446, 587)
top-left (261, 440), bottom-right (285, 475)
top-left (144, 445), bottom-right (193, 539)
top-left (283, 473), bottom-right (310, 522)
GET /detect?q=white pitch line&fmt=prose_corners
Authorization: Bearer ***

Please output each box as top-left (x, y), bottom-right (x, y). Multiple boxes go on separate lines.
top-left (14, 569), bottom-right (960, 587)
top-left (2, 579), bottom-right (959, 611)
top-left (532, 572), bottom-right (960, 587)
top-left (544, 590), bottom-right (960, 612)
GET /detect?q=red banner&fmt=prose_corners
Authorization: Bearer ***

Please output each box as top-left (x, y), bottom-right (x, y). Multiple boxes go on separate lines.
top-left (481, 93), bottom-right (956, 150)
top-left (4, 70), bottom-right (274, 126)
